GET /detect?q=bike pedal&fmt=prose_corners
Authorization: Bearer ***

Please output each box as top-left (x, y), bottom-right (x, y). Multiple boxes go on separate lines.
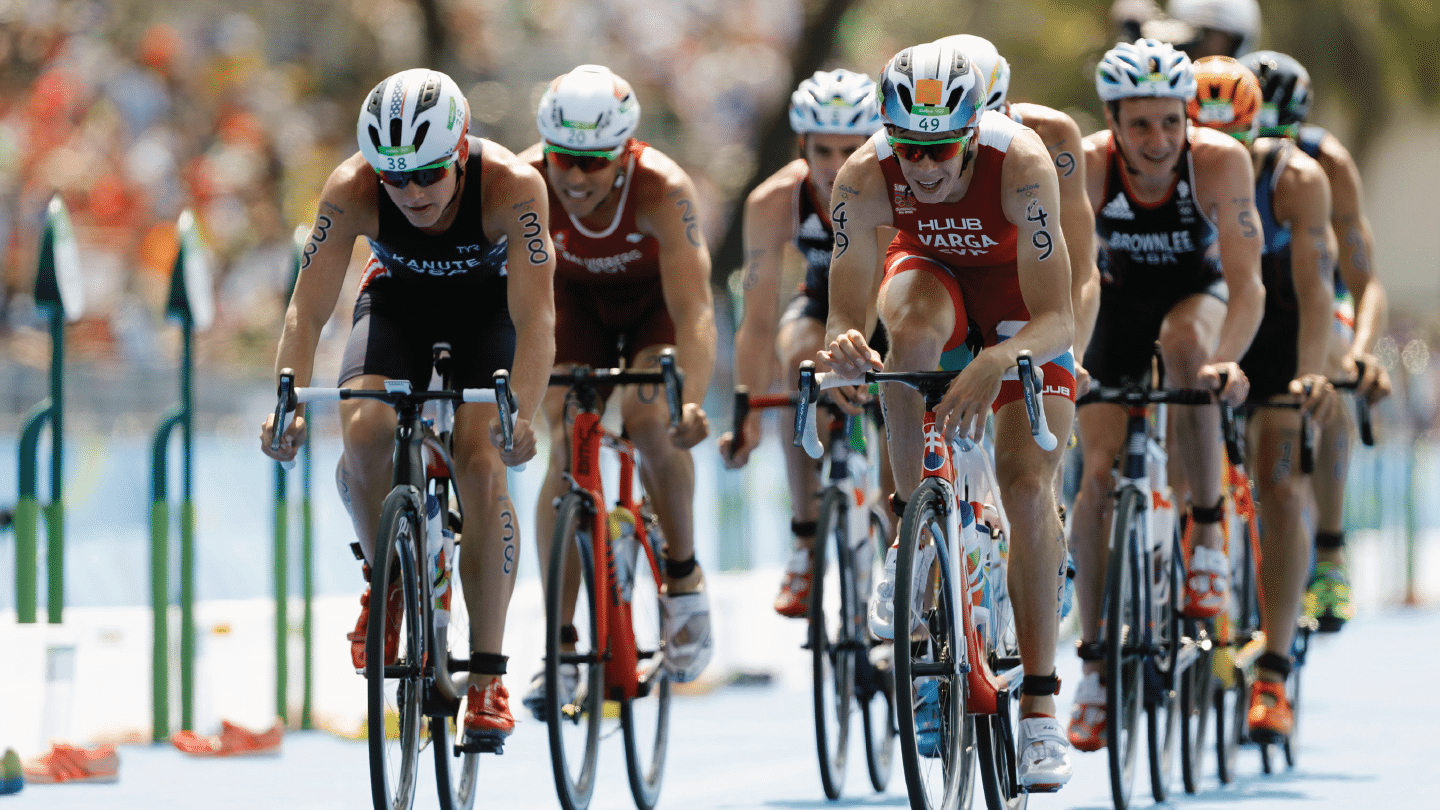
top-left (1022, 783), bottom-right (1063, 794)
top-left (458, 732), bottom-right (506, 755)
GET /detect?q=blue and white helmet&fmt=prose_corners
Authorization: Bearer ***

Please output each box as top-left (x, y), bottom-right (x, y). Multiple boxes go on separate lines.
top-left (933, 35), bottom-right (1010, 112)
top-left (788, 69), bottom-right (882, 136)
top-left (536, 65), bottom-right (640, 151)
top-left (357, 69), bottom-right (469, 172)
top-left (878, 42), bottom-right (984, 133)
top-left (1096, 38), bottom-right (1197, 103)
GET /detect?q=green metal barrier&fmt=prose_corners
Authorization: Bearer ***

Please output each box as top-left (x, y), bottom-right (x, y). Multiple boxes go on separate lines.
top-left (273, 235), bottom-right (315, 729)
top-left (15, 196), bottom-right (82, 624)
top-left (150, 211), bottom-right (213, 741)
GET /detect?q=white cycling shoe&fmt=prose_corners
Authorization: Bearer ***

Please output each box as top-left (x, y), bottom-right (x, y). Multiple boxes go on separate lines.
top-left (660, 589), bottom-right (713, 683)
top-left (868, 543), bottom-right (937, 641)
top-left (521, 663), bottom-right (579, 723)
top-left (1017, 714), bottom-right (1073, 792)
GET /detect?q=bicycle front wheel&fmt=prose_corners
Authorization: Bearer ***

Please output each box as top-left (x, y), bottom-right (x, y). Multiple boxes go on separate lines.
top-left (811, 488), bottom-right (858, 800)
top-left (545, 493), bottom-right (603, 810)
top-left (1147, 515), bottom-right (1184, 802)
top-left (1178, 624), bottom-right (1215, 795)
top-left (434, 532), bottom-right (478, 810)
top-left (858, 512), bottom-right (896, 794)
top-left (367, 487), bottom-right (426, 810)
top-left (622, 504), bottom-right (671, 810)
top-left (1104, 489), bottom-right (1145, 810)
top-left (894, 479), bottom-right (974, 810)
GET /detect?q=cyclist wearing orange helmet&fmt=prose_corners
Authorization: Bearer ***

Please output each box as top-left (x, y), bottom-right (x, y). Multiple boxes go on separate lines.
top-left (1188, 55), bottom-right (1340, 744)
top-left (822, 40), bottom-right (1077, 790)
top-left (260, 69), bottom-right (557, 745)
top-left (1243, 49), bottom-right (1392, 634)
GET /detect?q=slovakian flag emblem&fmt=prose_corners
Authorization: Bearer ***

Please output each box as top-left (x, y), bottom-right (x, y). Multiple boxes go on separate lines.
top-left (923, 422), bottom-right (946, 472)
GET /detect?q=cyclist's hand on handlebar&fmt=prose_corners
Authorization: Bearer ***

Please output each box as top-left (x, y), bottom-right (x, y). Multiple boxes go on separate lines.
top-left (826, 382), bottom-right (872, 416)
top-left (670, 402), bottom-right (709, 449)
top-left (819, 329), bottom-right (882, 379)
top-left (719, 412), bottom-right (762, 469)
top-left (1344, 352), bottom-right (1391, 404)
top-left (935, 351), bottom-right (1005, 443)
top-left (1290, 373), bottom-right (1339, 424)
top-left (1199, 361), bottom-right (1248, 406)
top-left (259, 412), bottom-right (307, 462)
top-left (490, 416), bottom-right (537, 467)
top-left (1074, 363), bottom-right (1093, 398)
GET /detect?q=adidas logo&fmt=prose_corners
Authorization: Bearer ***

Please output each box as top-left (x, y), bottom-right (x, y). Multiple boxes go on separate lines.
top-left (625, 232), bottom-right (644, 243)
top-left (798, 213), bottom-right (828, 241)
top-left (1102, 194), bottom-right (1134, 220)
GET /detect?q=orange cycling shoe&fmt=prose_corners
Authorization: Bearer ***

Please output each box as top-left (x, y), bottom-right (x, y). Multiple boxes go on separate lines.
top-left (463, 679), bottom-right (516, 748)
top-left (22, 743), bottom-right (119, 784)
top-left (773, 547), bottom-right (814, 619)
top-left (1067, 672), bottom-right (1107, 752)
top-left (1248, 679), bottom-right (1293, 743)
top-left (1184, 545), bottom-right (1229, 619)
top-left (347, 565), bottom-right (405, 673)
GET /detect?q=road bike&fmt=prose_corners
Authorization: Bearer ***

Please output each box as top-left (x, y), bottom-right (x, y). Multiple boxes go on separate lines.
top-left (795, 351), bottom-right (1056, 810)
top-left (272, 344), bottom-right (518, 810)
top-left (541, 350), bottom-right (683, 810)
top-left (730, 386), bottom-right (895, 799)
top-left (1075, 379), bottom-right (1215, 809)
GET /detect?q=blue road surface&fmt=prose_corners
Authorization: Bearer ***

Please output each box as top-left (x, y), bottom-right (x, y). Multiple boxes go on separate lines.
top-left (9, 607), bottom-right (1438, 810)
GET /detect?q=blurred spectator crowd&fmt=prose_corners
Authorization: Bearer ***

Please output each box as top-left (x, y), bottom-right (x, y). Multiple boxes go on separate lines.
top-left (0, 0), bottom-right (807, 374)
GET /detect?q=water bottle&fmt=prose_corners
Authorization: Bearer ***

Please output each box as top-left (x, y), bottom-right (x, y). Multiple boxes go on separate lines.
top-left (425, 493), bottom-right (454, 639)
top-left (608, 507), bottom-right (638, 604)
top-left (960, 502), bottom-right (991, 646)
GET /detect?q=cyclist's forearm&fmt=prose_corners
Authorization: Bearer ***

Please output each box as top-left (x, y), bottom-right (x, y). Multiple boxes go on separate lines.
top-left (273, 311), bottom-right (326, 393)
top-left (1211, 281), bottom-right (1264, 365)
top-left (1072, 271), bottom-right (1100, 362)
top-left (733, 322), bottom-right (777, 395)
top-left (510, 319), bottom-right (556, 423)
top-left (674, 311), bottom-right (717, 406)
top-left (990, 312), bottom-right (1073, 370)
top-left (1350, 279), bottom-right (1388, 357)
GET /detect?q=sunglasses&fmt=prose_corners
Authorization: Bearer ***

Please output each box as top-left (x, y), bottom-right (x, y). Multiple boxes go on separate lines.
top-left (887, 131), bottom-right (972, 164)
top-left (544, 143), bottom-right (624, 173)
top-left (376, 156), bottom-right (457, 189)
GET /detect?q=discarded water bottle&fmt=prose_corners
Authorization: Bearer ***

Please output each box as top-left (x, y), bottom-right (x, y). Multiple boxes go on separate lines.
top-left (960, 502), bottom-right (991, 645)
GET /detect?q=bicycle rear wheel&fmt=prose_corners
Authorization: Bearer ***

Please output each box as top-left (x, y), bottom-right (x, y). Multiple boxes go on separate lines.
top-left (545, 493), bottom-right (603, 810)
top-left (622, 505), bottom-right (671, 810)
top-left (1178, 623), bottom-right (1215, 794)
top-left (1283, 623), bottom-right (1311, 769)
top-left (1215, 513), bottom-right (1258, 785)
top-left (434, 530), bottom-right (478, 810)
top-left (811, 488), bottom-right (857, 799)
top-left (1147, 518), bottom-right (1184, 802)
top-left (368, 487), bottom-right (426, 810)
top-left (858, 512), bottom-right (896, 794)
top-left (894, 479), bottom-right (974, 810)
top-left (1105, 489), bottom-right (1145, 810)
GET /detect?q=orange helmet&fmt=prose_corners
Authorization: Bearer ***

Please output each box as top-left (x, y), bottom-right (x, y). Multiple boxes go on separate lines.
top-left (1186, 55), bottom-right (1262, 143)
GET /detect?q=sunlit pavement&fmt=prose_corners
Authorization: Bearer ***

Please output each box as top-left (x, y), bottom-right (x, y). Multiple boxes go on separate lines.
top-left (8, 606), bottom-right (1437, 810)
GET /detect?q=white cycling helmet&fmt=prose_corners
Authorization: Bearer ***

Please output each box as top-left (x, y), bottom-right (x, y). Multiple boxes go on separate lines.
top-left (536, 65), bottom-right (640, 151)
top-left (933, 35), bottom-right (1010, 112)
top-left (1167, 0), bottom-right (1261, 56)
top-left (878, 41), bottom-right (984, 133)
top-left (1096, 38), bottom-right (1197, 103)
top-left (788, 69), bottom-right (882, 135)
top-left (357, 69), bottom-right (470, 171)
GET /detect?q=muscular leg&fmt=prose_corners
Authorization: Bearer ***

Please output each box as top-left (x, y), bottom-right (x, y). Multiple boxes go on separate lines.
top-left (625, 345), bottom-right (703, 594)
top-left (533, 374), bottom-right (581, 626)
top-left (1072, 404), bottom-right (1126, 678)
top-left (1246, 407), bottom-right (1311, 688)
top-left (875, 268), bottom-right (955, 496)
top-left (453, 402), bottom-right (522, 689)
top-left (777, 315), bottom-right (827, 542)
top-left (996, 395), bottom-right (1074, 718)
top-left (1312, 401), bottom-right (1353, 567)
top-left (337, 374), bottom-right (401, 563)
top-left (1157, 295), bottom-right (1227, 555)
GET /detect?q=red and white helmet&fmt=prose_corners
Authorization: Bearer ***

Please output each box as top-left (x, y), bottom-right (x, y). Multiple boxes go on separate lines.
top-left (878, 41), bottom-right (984, 133)
top-left (536, 65), bottom-right (641, 151)
top-left (357, 69), bottom-right (469, 172)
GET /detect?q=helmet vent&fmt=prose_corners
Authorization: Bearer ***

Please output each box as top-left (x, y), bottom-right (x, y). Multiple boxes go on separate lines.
top-left (896, 84), bottom-right (913, 112)
top-left (413, 121), bottom-right (429, 150)
top-left (368, 125), bottom-right (383, 151)
top-left (389, 118), bottom-right (403, 149)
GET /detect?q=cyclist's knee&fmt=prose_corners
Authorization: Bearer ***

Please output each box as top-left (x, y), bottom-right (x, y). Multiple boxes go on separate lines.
top-left (340, 404), bottom-right (394, 470)
top-left (1157, 320), bottom-right (1209, 382)
top-left (997, 467), bottom-right (1053, 514)
top-left (453, 443), bottom-right (510, 498)
top-left (880, 314), bottom-right (945, 370)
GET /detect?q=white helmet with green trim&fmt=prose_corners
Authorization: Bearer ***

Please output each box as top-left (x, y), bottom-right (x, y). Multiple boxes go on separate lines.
top-left (878, 42), bottom-right (984, 133)
top-left (357, 69), bottom-right (469, 172)
top-left (933, 34), bottom-right (1010, 112)
top-left (536, 64), bottom-right (641, 151)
